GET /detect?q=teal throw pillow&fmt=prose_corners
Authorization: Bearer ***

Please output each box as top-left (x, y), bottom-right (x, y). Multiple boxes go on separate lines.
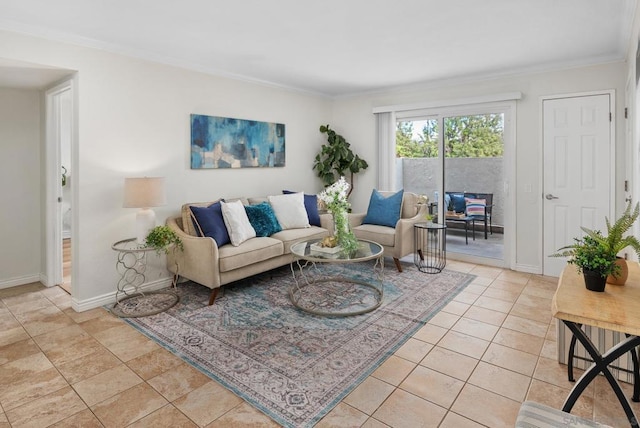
top-left (362, 189), bottom-right (404, 228)
top-left (245, 202), bottom-right (282, 237)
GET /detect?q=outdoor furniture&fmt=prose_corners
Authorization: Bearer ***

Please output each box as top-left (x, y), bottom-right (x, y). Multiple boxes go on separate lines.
top-left (428, 204), bottom-right (476, 244)
top-left (444, 192), bottom-right (493, 239)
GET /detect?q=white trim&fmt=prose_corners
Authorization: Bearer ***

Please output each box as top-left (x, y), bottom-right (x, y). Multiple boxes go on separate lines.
top-left (539, 89), bottom-right (616, 276)
top-left (70, 277), bottom-right (174, 312)
top-left (514, 263), bottom-right (543, 275)
top-left (373, 92), bottom-right (522, 114)
top-left (0, 274), bottom-right (42, 290)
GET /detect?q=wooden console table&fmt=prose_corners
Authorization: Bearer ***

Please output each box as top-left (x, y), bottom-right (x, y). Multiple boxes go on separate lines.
top-left (552, 263), bottom-right (640, 427)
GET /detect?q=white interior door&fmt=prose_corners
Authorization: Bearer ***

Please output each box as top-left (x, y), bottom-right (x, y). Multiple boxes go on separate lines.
top-left (542, 93), bottom-right (612, 277)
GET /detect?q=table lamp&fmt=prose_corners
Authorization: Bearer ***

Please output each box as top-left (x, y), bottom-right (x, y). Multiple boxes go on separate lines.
top-left (123, 177), bottom-right (167, 243)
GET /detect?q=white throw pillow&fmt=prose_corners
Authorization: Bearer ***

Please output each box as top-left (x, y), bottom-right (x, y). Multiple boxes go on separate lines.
top-left (268, 192), bottom-right (310, 229)
top-left (220, 200), bottom-right (256, 246)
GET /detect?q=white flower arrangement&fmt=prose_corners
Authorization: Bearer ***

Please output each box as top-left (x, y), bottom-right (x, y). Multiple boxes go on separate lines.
top-left (318, 177), bottom-right (358, 255)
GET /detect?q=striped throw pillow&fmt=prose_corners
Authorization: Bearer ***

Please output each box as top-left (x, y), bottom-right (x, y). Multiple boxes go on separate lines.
top-left (465, 198), bottom-right (486, 216)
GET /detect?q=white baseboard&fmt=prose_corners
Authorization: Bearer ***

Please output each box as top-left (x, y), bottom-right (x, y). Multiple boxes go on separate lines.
top-left (514, 263), bottom-right (543, 275)
top-left (71, 277), bottom-right (175, 312)
top-left (0, 274), bottom-right (42, 290)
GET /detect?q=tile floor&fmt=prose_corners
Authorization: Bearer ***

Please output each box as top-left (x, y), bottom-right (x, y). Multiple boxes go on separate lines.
top-left (1, 260), bottom-right (639, 427)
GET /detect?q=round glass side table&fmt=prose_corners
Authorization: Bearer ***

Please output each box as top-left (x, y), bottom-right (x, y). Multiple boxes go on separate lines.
top-left (414, 222), bottom-right (446, 273)
top-left (110, 238), bottom-right (179, 317)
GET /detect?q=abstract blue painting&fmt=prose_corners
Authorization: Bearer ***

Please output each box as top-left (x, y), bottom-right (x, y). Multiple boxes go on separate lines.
top-left (190, 114), bottom-right (285, 169)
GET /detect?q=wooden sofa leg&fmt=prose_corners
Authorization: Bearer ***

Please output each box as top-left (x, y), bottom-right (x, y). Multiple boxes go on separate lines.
top-left (208, 288), bottom-right (219, 306)
top-left (393, 258), bottom-right (403, 272)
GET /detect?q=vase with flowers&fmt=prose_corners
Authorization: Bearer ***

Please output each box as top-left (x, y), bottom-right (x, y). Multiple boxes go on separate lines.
top-left (318, 176), bottom-right (359, 256)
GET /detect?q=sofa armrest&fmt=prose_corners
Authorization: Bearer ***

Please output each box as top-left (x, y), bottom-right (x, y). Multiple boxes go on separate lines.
top-left (166, 216), bottom-right (221, 289)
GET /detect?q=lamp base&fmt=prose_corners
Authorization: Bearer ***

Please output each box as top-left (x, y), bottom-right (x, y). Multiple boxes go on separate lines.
top-left (135, 208), bottom-right (156, 244)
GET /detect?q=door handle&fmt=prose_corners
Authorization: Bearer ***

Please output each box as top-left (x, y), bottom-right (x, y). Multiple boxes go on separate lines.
top-left (545, 194), bottom-right (559, 200)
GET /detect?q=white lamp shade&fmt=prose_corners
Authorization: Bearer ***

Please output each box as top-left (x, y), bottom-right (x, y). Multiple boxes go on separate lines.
top-left (124, 177), bottom-right (166, 242)
top-left (123, 177), bottom-right (167, 208)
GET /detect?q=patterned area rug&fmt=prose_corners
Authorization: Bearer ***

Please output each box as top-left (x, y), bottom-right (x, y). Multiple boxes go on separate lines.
top-left (124, 262), bottom-right (474, 427)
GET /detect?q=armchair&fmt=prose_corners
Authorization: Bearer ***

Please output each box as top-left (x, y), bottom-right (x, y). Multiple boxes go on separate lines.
top-left (350, 191), bottom-right (427, 272)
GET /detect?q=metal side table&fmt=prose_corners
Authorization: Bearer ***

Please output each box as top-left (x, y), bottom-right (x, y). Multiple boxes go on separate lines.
top-left (111, 238), bottom-right (179, 317)
top-left (414, 222), bottom-right (446, 273)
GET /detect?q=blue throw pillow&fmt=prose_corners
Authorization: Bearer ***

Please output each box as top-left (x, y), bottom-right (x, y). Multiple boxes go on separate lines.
top-left (190, 201), bottom-right (230, 247)
top-left (362, 189), bottom-right (404, 228)
top-left (282, 190), bottom-right (321, 226)
top-left (451, 193), bottom-right (466, 213)
top-left (245, 202), bottom-right (282, 237)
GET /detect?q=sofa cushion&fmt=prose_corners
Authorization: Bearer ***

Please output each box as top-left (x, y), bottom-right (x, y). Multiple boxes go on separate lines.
top-left (283, 190), bottom-right (321, 226)
top-left (221, 200), bottom-right (256, 246)
top-left (352, 224), bottom-right (396, 247)
top-left (271, 226), bottom-right (329, 254)
top-left (245, 202), bottom-right (282, 237)
top-left (189, 202), bottom-right (230, 247)
top-left (268, 192), bottom-right (310, 229)
top-left (218, 237), bottom-right (283, 272)
top-left (363, 189), bottom-right (404, 228)
top-left (181, 200), bottom-right (221, 236)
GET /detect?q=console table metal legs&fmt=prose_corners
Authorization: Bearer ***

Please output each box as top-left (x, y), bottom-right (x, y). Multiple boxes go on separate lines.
top-left (562, 320), bottom-right (640, 427)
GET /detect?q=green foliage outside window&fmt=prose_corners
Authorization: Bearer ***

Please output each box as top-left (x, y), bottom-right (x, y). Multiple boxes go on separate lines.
top-left (396, 114), bottom-right (504, 158)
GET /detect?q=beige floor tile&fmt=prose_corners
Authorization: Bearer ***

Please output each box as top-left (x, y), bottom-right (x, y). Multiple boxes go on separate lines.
top-left (394, 338), bottom-right (433, 363)
top-left (521, 284), bottom-right (556, 299)
top-left (130, 404), bottom-right (198, 428)
top-left (72, 364), bottom-right (143, 407)
top-left (4, 295), bottom-right (54, 315)
top-left (427, 310), bottom-right (459, 329)
top-left (4, 385), bottom-right (86, 428)
top-left (546, 321), bottom-right (558, 341)
top-left (94, 325), bottom-right (160, 361)
top-left (0, 283), bottom-right (45, 300)
top-left (0, 326), bottom-right (29, 348)
top-left (0, 367), bottom-right (68, 411)
top-left (372, 389), bottom-right (447, 428)
top-left (64, 306), bottom-right (111, 324)
top-left (32, 324), bottom-right (88, 352)
top-left (452, 317), bottom-right (499, 341)
top-left (173, 381), bottom-right (243, 427)
top-left (502, 314), bottom-right (549, 338)
top-left (437, 330), bottom-right (490, 359)
top-left (361, 417), bottom-right (391, 428)
top-left (468, 275), bottom-right (493, 286)
top-left (0, 338), bottom-right (40, 365)
top-left (592, 375), bottom-right (640, 427)
top-left (515, 292), bottom-right (552, 310)
top-left (468, 361), bottom-right (531, 401)
top-left (0, 352), bottom-right (53, 387)
top-left (204, 402), bottom-right (279, 427)
top-left (79, 312), bottom-right (125, 335)
top-left (371, 355), bottom-right (416, 386)
top-left (462, 305), bottom-right (507, 326)
top-left (343, 376), bottom-right (395, 415)
top-left (147, 361), bottom-right (212, 401)
top-left (420, 346), bottom-right (478, 381)
top-left (48, 408), bottom-right (103, 427)
top-left (509, 302), bottom-right (553, 324)
top-left (526, 378), bottom-right (594, 420)
top-left (533, 356), bottom-right (590, 392)
top-left (440, 300), bottom-right (470, 316)
top-left (453, 290), bottom-right (479, 305)
top-left (451, 383), bottom-right (521, 427)
top-left (57, 348), bottom-right (122, 384)
top-left (400, 365), bottom-right (464, 408)
top-left (439, 411), bottom-right (485, 428)
top-left (493, 327), bottom-right (545, 355)
top-left (473, 295), bottom-right (514, 313)
top-left (482, 342), bottom-right (539, 376)
top-left (412, 323), bottom-right (448, 344)
top-left (92, 382), bottom-right (168, 427)
top-left (464, 283), bottom-right (487, 295)
top-left (540, 339), bottom-right (559, 360)
top-left (469, 266), bottom-right (503, 280)
top-left (127, 347), bottom-right (185, 380)
top-left (18, 309), bottom-right (76, 337)
top-left (0, 312), bottom-right (20, 329)
top-left (496, 270), bottom-right (531, 284)
top-left (488, 279), bottom-right (527, 293)
top-left (315, 402), bottom-right (368, 428)
top-left (43, 335), bottom-right (106, 366)
top-left (481, 287), bottom-right (520, 303)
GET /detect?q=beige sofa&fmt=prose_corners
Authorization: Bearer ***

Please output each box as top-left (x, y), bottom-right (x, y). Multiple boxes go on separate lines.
top-left (350, 191), bottom-right (427, 272)
top-left (166, 197), bottom-right (331, 305)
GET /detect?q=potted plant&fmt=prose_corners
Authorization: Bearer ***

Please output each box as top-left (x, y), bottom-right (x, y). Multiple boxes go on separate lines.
top-left (551, 201), bottom-right (640, 289)
top-left (553, 233), bottom-right (617, 291)
top-left (313, 125), bottom-right (368, 197)
top-left (144, 225), bottom-right (184, 255)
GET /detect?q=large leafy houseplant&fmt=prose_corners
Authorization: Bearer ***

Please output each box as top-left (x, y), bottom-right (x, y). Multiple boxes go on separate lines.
top-left (313, 125), bottom-right (368, 196)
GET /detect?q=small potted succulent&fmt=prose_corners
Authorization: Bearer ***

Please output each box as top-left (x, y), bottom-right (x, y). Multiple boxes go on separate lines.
top-left (144, 225), bottom-right (184, 255)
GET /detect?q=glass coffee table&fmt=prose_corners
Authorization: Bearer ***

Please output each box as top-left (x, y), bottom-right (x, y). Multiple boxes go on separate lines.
top-left (290, 238), bottom-right (384, 317)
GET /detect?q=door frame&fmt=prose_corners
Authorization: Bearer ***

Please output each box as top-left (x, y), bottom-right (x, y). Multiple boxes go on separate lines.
top-left (44, 78), bottom-right (75, 288)
top-left (539, 90), bottom-right (616, 276)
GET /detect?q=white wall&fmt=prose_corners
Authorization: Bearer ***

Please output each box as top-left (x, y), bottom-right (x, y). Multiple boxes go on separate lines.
top-left (330, 62), bottom-right (627, 273)
top-left (0, 30), bottom-right (332, 309)
top-left (0, 87), bottom-right (41, 286)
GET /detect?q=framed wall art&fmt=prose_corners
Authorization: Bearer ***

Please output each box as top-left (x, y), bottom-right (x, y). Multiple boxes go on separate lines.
top-left (190, 114), bottom-right (285, 169)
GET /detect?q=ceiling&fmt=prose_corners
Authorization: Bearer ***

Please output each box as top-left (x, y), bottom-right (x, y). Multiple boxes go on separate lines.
top-left (0, 0), bottom-right (636, 95)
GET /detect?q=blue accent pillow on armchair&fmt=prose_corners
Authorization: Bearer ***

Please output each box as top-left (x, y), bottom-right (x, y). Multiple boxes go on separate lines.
top-left (190, 201), bottom-right (230, 247)
top-left (363, 189), bottom-right (404, 228)
top-left (245, 202), bottom-right (282, 237)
